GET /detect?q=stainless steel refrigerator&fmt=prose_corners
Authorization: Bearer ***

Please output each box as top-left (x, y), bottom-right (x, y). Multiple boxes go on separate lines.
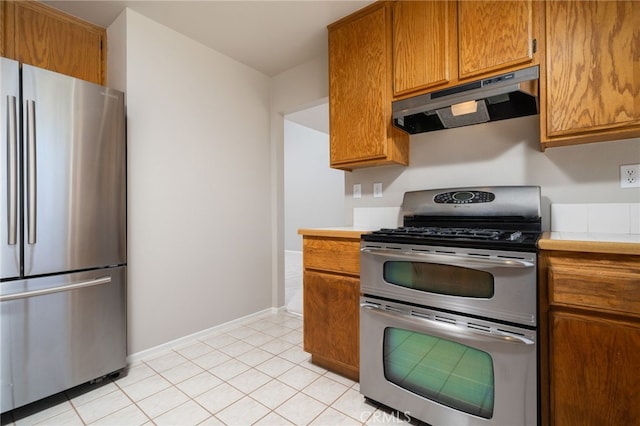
top-left (1, 57), bottom-right (127, 413)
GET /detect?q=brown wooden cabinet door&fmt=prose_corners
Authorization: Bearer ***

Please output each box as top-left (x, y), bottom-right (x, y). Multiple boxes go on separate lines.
top-left (458, 0), bottom-right (536, 79)
top-left (328, 2), bottom-right (408, 170)
top-left (550, 312), bottom-right (640, 426)
top-left (542, 0), bottom-right (640, 147)
top-left (329, 4), bottom-right (387, 165)
top-left (2, 1), bottom-right (106, 85)
top-left (303, 270), bottom-right (359, 371)
top-left (392, 0), bottom-right (457, 96)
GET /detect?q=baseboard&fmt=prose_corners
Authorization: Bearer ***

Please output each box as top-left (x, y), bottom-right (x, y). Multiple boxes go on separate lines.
top-left (126, 307), bottom-right (282, 364)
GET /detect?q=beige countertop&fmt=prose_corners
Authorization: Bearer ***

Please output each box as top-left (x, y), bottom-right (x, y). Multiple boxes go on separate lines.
top-left (298, 227), bottom-right (373, 239)
top-left (299, 228), bottom-right (640, 255)
top-left (538, 231), bottom-right (640, 255)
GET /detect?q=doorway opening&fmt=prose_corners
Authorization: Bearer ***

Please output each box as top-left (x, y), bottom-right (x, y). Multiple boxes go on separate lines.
top-left (283, 102), bottom-right (344, 315)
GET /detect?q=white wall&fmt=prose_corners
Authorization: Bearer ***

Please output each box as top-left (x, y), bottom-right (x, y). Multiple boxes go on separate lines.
top-left (284, 120), bottom-right (344, 252)
top-left (109, 9), bottom-right (272, 354)
top-left (345, 115), bottom-right (640, 231)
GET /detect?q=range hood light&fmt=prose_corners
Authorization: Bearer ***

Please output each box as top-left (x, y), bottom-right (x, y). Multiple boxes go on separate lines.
top-left (450, 100), bottom-right (478, 116)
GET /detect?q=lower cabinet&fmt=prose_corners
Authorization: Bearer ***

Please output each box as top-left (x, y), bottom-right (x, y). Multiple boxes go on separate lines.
top-left (299, 233), bottom-right (361, 381)
top-left (540, 249), bottom-right (640, 425)
top-left (303, 270), bottom-right (359, 380)
top-left (549, 312), bottom-right (640, 425)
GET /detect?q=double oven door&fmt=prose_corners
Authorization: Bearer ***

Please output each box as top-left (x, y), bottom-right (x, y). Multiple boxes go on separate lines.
top-left (360, 242), bottom-right (538, 326)
top-left (359, 241), bottom-right (538, 426)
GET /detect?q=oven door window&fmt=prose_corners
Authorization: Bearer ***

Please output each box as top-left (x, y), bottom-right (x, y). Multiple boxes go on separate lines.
top-left (383, 327), bottom-right (494, 419)
top-left (383, 261), bottom-right (494, 298)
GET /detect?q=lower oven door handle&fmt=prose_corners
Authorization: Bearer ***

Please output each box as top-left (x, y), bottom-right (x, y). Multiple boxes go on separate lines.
top-left (361, 303), bottom-right (534, 345)
top-left (361, 248), bottom-right (534, 269)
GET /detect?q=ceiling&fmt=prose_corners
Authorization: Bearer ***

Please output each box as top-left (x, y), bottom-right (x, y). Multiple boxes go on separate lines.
top-left (43, 0), bottom-right (373, 77)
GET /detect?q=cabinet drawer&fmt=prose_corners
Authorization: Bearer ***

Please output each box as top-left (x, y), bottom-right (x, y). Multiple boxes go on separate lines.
top-left (549, 265), bottom-right (640, 316)
top-left (303, 237), bottom-right (360, 276)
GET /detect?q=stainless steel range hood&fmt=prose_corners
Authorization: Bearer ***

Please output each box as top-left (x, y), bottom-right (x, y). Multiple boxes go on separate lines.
top-left (393, 66), bottom-right (539, 134)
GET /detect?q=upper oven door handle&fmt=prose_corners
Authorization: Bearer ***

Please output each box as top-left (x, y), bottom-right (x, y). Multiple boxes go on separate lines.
top-left (362, 303), bottom-right (535, 346)
top-left (361, 247), bottom-right (534, 268)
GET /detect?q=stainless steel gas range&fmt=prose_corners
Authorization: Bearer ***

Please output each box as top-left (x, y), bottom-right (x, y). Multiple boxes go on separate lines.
top-left (359, 186), bottom-right (541, 426)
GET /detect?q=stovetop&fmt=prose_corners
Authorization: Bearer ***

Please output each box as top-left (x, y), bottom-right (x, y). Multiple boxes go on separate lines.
top-left (361, 186), bottom-right (542, 252)
top-left (362, 226), bottom-right (541, 251)
top-left (375, 226), bottom-right (525, 241)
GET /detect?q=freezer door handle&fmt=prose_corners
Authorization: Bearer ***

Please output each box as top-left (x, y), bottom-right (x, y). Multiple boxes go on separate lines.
top-left (26, 99), bottom-right (37, 245)
top-left (0, 276), bottom-right (112, 301)
top-left (6, 95), bottom-right (18, 245)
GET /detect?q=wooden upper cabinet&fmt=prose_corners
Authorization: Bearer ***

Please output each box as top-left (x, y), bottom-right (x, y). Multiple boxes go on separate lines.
top-left (458, 1), bottom-right (536, 79)
top-left (1, 1), bottom-right (106, 85)
top-left (541, 0), bottom-right (640, 149)
top-left (392, 0), bottom-right (457, 96)
top-left (328, 1), bottom-right (409, 170)
top-left (392, 0), bottom-right (540, 98)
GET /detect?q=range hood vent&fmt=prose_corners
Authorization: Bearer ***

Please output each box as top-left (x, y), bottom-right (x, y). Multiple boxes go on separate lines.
top-left (393, 66), bottom-right (539, 134)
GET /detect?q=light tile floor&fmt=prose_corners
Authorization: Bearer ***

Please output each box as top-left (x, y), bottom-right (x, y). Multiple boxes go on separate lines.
top-left (1, 311), bottom-right (414, 426)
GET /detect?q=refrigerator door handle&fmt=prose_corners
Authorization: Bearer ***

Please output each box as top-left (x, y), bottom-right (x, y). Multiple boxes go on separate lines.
top-left (7, 95), bottom-right (18, 245)
top-left (0, 276), bottom-right (112, 301)
top-left (26, 99), bottom-right (37, 245)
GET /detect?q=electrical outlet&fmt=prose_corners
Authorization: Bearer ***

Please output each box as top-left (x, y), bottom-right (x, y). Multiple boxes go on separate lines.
top-left (620, 164), bottom-right (640, 188)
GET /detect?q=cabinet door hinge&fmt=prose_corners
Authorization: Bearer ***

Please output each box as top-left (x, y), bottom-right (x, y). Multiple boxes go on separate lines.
top-left (532, 38), bottom-right (537, 54)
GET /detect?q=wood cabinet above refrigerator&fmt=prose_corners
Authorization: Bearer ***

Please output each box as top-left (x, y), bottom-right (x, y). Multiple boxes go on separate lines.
top-left (1, 0), bottom-right (106, 85)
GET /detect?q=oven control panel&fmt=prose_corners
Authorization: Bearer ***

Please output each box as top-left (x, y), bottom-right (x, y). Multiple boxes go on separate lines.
top-left (402, 185), bottom-right (541, 219)
top-left (434, 191), bottom-right (495, 204)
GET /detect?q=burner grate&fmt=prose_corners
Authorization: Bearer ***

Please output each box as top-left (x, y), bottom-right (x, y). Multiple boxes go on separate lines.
top-left (375, 227), bottom-right (514, 241)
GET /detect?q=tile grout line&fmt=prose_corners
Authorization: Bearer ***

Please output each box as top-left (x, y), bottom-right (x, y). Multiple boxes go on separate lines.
top-left (121, 319), bottom-right (307, 424)
top-left (3, 312), bottom-right (391, 426)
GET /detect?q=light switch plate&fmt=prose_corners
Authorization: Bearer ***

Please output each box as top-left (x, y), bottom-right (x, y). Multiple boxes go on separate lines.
top-left (373, 183), bottom-right (383, 198)
top-left (353, 184), bottom-right (362, 198)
